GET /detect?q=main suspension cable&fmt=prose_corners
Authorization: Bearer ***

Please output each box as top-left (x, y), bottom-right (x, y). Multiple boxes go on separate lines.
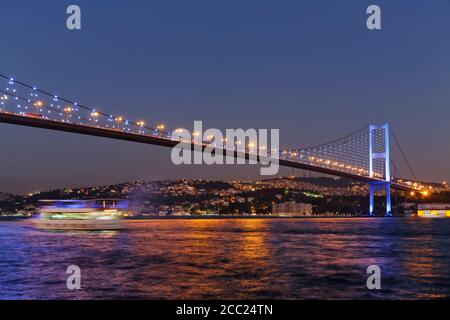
top-left (390, 128), bottom-right (417, 180)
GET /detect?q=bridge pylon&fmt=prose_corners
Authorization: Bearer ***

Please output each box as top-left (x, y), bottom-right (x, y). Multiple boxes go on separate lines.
top-left (369, 123), bottom-right (391, 216)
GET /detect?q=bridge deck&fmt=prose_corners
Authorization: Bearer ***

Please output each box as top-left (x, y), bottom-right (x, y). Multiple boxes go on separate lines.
top-left (0, 112), bottom-right (414, 191)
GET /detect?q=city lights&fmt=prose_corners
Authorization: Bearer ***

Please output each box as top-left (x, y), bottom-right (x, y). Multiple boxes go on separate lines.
top-left (0, 2), bottom-right (449, 304)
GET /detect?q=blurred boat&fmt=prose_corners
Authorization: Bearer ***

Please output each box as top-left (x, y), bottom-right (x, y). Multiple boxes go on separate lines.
top-left (31, 199), bottom-right (129, 230)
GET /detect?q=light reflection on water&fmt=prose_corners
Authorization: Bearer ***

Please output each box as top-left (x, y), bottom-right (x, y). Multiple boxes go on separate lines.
top-left (0, 218), bottom-right (449, 299)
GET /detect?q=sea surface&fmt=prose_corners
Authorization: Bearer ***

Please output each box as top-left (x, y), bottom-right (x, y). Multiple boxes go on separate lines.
top-left (0, 217), bottom-right (449, 299)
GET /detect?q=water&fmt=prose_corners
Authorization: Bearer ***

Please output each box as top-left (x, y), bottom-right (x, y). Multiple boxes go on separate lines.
top-left (0, 218), bottom-right (449, 299)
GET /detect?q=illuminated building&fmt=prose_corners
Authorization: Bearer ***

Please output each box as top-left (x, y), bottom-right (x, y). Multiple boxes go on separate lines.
top-left (272, 202), bottom-right (313, 217)
top-left (417, 203), bottom-right (450, 218)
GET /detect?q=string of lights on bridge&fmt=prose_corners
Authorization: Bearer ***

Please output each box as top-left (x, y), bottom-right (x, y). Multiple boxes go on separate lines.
top-left (0, 73), bottom-right (428, 193)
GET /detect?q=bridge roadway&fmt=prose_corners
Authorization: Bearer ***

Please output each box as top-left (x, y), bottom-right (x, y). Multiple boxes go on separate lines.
top-left (0, 112), bottom-right (415, 192)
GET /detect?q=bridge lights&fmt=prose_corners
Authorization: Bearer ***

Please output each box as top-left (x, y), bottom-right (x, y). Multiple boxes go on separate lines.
top-left (247, 142), bottom-right (258, 155)
top-left (33, 100), bottom-right (43, 113)
top-left (90, 111), bottom-right (99, 126)
top-left (63, 106), bottom-right (73, 122)
top-left (156, 124), bottom-right (165, 137)
top-left (191, 131), bottom-right (201, 144)
top-left (0, 95), bottom-right (7, 111)
top-left (115, 116), bottom-right (123, 129)
top-left (136, 121), bottom-right (145, 134)
top-left (174, 128), bottom-right (185, 141)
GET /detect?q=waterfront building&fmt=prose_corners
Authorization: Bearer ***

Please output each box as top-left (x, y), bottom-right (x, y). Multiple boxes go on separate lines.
top-left (417, 203), bottom-right (450, 218)
top-left (272, 202), bottom-right (313, 217)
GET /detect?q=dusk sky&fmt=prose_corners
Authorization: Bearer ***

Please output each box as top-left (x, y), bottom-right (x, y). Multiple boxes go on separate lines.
top-left (1, 0), bottom-right (450, 194)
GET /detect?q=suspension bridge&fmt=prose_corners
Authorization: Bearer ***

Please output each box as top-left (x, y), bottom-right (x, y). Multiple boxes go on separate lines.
top-left (0, 73), bottom-right (425, 215)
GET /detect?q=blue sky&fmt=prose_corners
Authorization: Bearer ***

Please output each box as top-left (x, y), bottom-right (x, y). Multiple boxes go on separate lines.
top-left (1, 0), bottom-right (449, 193)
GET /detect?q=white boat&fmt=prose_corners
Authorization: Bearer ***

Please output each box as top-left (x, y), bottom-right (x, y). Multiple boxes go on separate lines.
top-left (31, 199), bottom-right (129, 230)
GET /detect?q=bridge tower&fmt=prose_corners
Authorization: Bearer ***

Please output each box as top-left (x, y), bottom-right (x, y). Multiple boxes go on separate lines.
top-left (369, 123), bottom-right (391, 216)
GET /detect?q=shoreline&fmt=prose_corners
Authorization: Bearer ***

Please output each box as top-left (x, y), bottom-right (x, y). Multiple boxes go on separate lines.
top-left (0, 215), bottom-right (415, 221)
top-left (0, 216), bottom-right (31, 221)
top-left (125, 215), bottom-right (409, 220)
